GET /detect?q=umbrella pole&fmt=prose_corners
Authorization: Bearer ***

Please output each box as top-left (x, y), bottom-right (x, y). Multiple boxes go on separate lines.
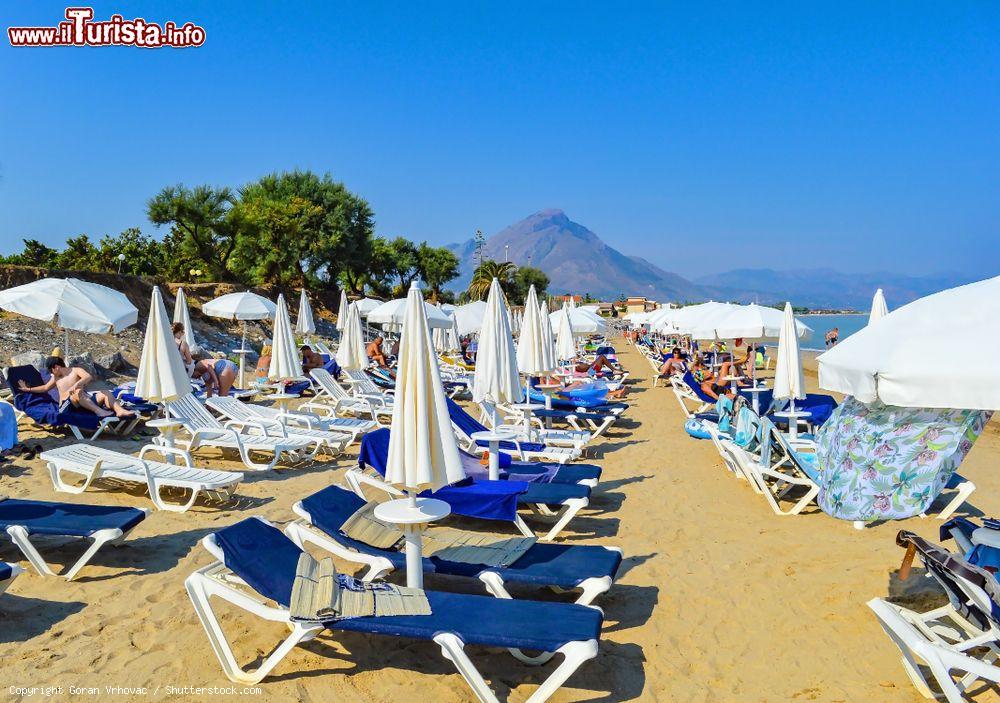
top-left (239, 323), bottom-right (247, 389)
top-left (403, 491), bottom-right (424, 589)
top-left (788, 397), bottom-right (798, 441)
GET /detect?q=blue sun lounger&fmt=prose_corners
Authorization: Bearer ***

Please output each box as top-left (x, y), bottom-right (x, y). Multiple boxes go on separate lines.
top-left (0, 561), bottom-right (24, 595)
top-left (352, 429), bottom-right (592, 541)
top-left (447, 398), bottom-right (580, 463)
top-left (286, 485), bottom-right (622, 605)
top-left (186, 517), bottom-right (603, 699)
top-left (0, 498), bottom-right (149, 580)
top-left (527, 387), bottom-right (629, 413)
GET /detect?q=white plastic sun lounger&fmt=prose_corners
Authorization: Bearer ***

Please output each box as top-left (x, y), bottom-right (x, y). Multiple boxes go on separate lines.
top-left (303, 369), bottom-right (393, 425)
top-left (480, 401), bottom-right (592, 451)
top-left (39, 443), bottom-right (244, 512)
top-left (186, 516), bottom-right (603, 700)
top-left (204, 396), bottom-right (352, 457)
top-left (164, 395), bottom-right (319, 471)
top-left (203, 397), bottom-right (374, 442)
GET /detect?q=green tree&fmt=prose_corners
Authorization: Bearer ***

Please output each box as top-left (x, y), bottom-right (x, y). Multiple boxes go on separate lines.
top-left (0, 239), bottom-right (59, 268)
top-left (385, 237), bottom-right (419, 294)
top-left (510, 266), bottom-right (549, 305)
top-left (416, 242), bottom-right (460, 301)
top-left (147, 185), bottom-right (240, 280)
top-left (467, 259), bottom-right (515, 301)
top-left (229, 193), bottom-right (322, 286)
top-left (94, 228), bottom-right (167, 276)
top-left (53, 235), bottom-right (99, 271)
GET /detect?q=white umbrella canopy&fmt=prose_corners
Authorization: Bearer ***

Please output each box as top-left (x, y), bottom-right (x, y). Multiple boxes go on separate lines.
top-left (539, 299), bottom-right (557, 370)
top-left (386, 282), bottom-right (465, 493)
top-left (453, 300), bottom-right (488, 336)
top-left (555, 303), bottom-right (577, 361)
top-left (548, 307), bottom-right (607, 335)
top-left (297, 289), bottom-right (317, 336)
top-left (433, 308), bottom-right (461, 353)
top-left (672, 302), bottom-right (740, 337)
top-left (472, 278), bottom-right (523, 405)
top-left (516, 285), bottom-right (549, 375)
top-left (336, 302), bottom-right (367, 370)
top-left (136, 286), bottom-right (191, 403)
top-left (691, 303), bottom-right (812, 342)
top-left (355, 297), bottom-right (383, 317)
top-left (773, 303), bottom-right (806, 401)
top-left (202, 291), bottom-right (275, 320)
top-left (819, 275), bottom-right (1000, 409)
top-left (334, 290), bottom-right (348, 332)
top-left (268, 294), bottom-right (301, 382)
top-left (869, 288), bottom-right (889, 325)
top-left (0, 277), bottom-right (138, 334)
top-left (368, 297), bottom-right (452, 330)
top-left (172, 287), bottom-right (196, 347)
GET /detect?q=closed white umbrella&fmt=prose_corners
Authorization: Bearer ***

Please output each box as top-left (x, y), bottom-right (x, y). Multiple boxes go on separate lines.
top-left (515, 285), bottom-right (549, 435)
top-left (334, 290), bottom-right (348, 332)
top-left (539, 298), bottom-right (557, 372)
top-left (819, 275), bottom-right (1000, 409)
top-left (268, 294), bottom-right (301, 384)
top-left (473, 278), bottom-right (524, 415)
top-left (368, 297), bottom-right (452, 330)
top-left (383, 282), bottom-right (465, 588)
top-left (336, 302), bottom-right (367, 370)
top-left (433, 307), bottom-right (461, 353)
top-left (453, 300), bottom-right (488, 336)
top-left (773, 302), bottom-right (807, 439)
top-left (869, 288), bottom-right (889, 325)
top-left (296, 289), bottom-right (317, 337)
top-left (556, 302), bottom-right (576, 361)
top-left (0, 277), bottom-right (138, 357)
top-left (136, 286), bottom-right (191, 403)
top-left (202, 291), bottom-right (275, 388)
top-left (172, 287), bottom-right (196, 348)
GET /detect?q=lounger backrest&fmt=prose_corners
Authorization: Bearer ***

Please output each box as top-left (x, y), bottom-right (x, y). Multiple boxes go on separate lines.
top-left (357, 428), bottom-right (391, 477)
top-left (346, 369), bottom-right (382, 395)
top-left (214, 518), bottom-right (301, 607)
top-left (167, 394), bottom-right (221, 431)
top-left (682, 371), bottom-right (717, 404)
top-left (446, 397), bottom-right (487, 439)
top-left (206, 396), bottom-right (251, 421)
top-left (310, 369), bottom-right (348, 399)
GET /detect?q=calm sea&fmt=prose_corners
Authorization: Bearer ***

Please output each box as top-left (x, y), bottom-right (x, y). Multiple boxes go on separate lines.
top-left (796, 313), bottom-right (868, 351)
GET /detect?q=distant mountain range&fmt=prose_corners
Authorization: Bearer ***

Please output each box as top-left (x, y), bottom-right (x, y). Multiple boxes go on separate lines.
top-left (447, 209), bottom-right (979, 309)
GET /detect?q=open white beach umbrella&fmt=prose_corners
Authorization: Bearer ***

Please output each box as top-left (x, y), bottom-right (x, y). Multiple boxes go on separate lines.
top-left (135, 286), bottom-right (191, 403)
top-left (368, 297), bottom-right (452, 330)
top-left (268, 294), bottom-right (301, 383)
top-left (539, 299), bottom-right (557, 370)
top-left (296, 289), bottom-right (317, 337)
top-left (556, 303), bottom-right (577, 361)
top-left (355, 297), bottom-right (382, 317)
top-left (453, 300), bottom-right (488, 336)
top-left (172, 287), bottom-right (196, 348)
top-left (386, 281), bottom-right (465, 493)
top-left (774, 302), bottom-right (806, 402)
top-left (549, 307), bottom-right (607, 335)
top-left (818, 275), bottom-right (1000, 409)
top-left (0, 277), bottom-right (138, 356)
top-left (336, 302), bottom-right (367, 370)
top-left (868, 288), bottom-right (889, 325)
top-left (203, 291), bottom-right (275, 386)
top-left (473, 278), bottom-right (524, 409)
top-left (693, 303), bottom-right (812, 342)
top-left (334, 290), bottom-right (348, 332)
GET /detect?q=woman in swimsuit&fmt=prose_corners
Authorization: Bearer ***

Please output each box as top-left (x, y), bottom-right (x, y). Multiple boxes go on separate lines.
top-left (173, 322), bottom-right (195, 375)
top-left (192, 358), bottom-right (238, 397)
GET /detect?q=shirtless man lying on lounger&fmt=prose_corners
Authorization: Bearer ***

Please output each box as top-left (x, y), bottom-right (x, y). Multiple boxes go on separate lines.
top-left (18, 357), bottom-right (134, 419)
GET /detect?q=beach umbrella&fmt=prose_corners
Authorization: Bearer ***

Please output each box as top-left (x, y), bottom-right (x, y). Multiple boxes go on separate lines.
top-left (0, 277), bottom-right (138, 357)
top-left (473, 278), bottom-right (524, 418)
top-left (368, 297), bottom-right (452, 330)
top-left (433, 307), bottom-right (460, 353)
top-left (515, 286), bottom-right (550, 435)
top-left (773, 302), bottom-right (807, 439)
top-left (297, 289), bottom-right (317, 337)
top-left (336, 302), bottom-right (367, 371)
top-left (268, 294), bottom-right (301, 384)
top-left (453, 300), bottom-right (488, 336)
top-left (539, 298), bottom-right (557, 371)
top-left (549, 307), bottom-right (607, 335)
top-left (334, 290), bottom-right (348, 332)
top-left (694, 303), bottom-right (812, 342)
top-left (384, 282), bottom-right (465, 588)
top-left (868, 288), bottom-right (889, 325)
top-left (172, 287), bottom-right (196, 348)
top-left (818, 275), bottom-right (1000, 409)
top-left (556, 302), bottom-right (577, 361)
top-left (355, 297), bottom-right (382, 317)
top-left (136, 286), bottom-right (191, 403)
top-left (202, 291), bottom-right (276, 387)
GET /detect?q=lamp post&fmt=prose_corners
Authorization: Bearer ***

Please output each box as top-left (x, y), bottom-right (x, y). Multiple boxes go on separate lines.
top-left (117, 253), bottom-right (126, 274)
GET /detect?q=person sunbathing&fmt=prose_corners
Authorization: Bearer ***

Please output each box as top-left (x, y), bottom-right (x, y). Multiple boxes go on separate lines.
top-left (192, 357), bottom-right (238, 397)
top-left (716, 345), bottom-right (753, 387)
top-left (573, 354), bottom-right (620, 375)
top-left (690, 357), bottom-right (720, 399)
top-left (658, 347), bottom-right (686, 378)
top-left (301, 345), bottom-right (324, 372)
top-left (254, 345), bottom-right (273, 388)
top-left (17, 356), bottom-right (134, 419)
top-left (366, 336), bottom-right (390, 368)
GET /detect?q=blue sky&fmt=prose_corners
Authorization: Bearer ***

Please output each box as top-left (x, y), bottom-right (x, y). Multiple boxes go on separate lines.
top-left (1, 1), bottom-right (997, 277)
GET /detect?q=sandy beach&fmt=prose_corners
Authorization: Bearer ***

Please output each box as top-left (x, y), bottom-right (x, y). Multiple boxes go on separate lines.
top-left (0, 338), bottom-right (993, 702)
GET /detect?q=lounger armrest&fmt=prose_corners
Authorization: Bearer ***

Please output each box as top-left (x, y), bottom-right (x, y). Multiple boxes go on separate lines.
top-left (189, 426), bottom-right (243, 448)
top-left (300, 400), bottom-right (335, 417)
top-left (277, 410), bottom-right (320, 429)
top-left (356, 392), bottom-right (389, 407)
top-left (224, 419), bottom-right (286, 438)
top-left (138, 443), bottom-right (195, 467)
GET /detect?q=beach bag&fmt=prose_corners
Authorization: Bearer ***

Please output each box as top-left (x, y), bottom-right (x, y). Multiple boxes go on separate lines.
top-left (684, 418), bottom-right (712, 440)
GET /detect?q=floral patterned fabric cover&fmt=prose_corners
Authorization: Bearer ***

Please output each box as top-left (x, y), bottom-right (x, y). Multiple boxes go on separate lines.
top-left (814, 396), bottom-right (991, 521)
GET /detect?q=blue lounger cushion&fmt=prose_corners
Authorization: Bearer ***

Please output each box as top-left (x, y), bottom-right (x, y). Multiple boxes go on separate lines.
top-left (505, 462), bottom-right (601, 483)
top-left (302, 486), bottom-right (621, 589)
top-left (216, 518), bottom-right (603, 652)
top-left (0, 561), bottom-right (13, 582)
top-left (446, 398), bottom-right (550, 452)
top-left (0, 499), bottom-right (147, 537)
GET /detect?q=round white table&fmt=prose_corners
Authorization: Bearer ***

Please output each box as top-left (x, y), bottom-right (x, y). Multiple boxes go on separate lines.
top-left (268, 393), bottom-right (298, 424)
top-left (374, 497), bottom-right (451, 588)
top-left (509, 402), bottom-right (545, 438)
top-left (470, 429), bottom-right (517, 480)
top-left (773, 409), bottom-right (812, 441)
top-left (147, 417), bottom-right (186, 464)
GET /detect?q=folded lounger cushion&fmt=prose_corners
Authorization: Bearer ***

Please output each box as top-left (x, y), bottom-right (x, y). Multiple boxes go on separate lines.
top-left (291, 485), bottom-right (621, 604)
top-left (7, 365), bottom-right (105, 433)
top-left (0, 499), bottom-right (148, 580)
top-left (195, 517), bottom-right (603, 693)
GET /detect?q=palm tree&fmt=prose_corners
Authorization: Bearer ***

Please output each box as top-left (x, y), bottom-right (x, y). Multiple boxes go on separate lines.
top-left (467, 259), bottom-right (515, 301)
